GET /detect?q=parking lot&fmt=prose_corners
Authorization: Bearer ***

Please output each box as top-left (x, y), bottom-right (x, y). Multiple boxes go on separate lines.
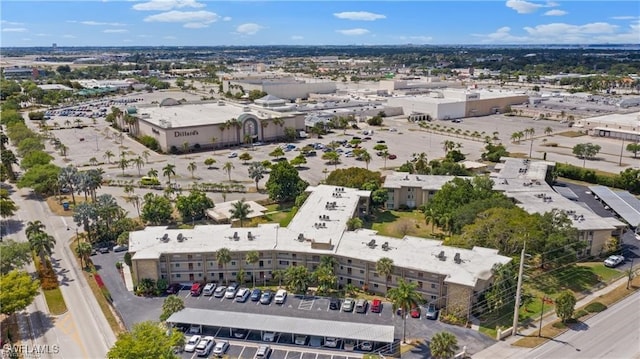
top-left (179, 339), bottom-right (361, 359)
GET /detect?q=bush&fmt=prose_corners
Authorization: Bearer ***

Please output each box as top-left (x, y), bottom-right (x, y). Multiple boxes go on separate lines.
top-left (115, 262), bottom-right (123, 270)
top-left (574, 309), bottom-right (589, 318)
top-left (584, 302), bottom-right (607, 313)
top-left (139, 135), bottom-right (160, 151)
top-left (124, 252), bottom-right (132, 267)
top-left (38, 262), bottom-right (59, 290)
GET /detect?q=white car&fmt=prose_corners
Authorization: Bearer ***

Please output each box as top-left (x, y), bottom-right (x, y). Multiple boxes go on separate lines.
top-left (212, 340), bottom-right (229, 356)
top-left (225, 283), bottom-right (238, 299)
top-left (604, 255), bottom-right (624, 267)
top-left (202, 283), bottom-right (216, 296)
top-left (195, 336), bottom-right (215, 357)
top-left (228, 152), bottom-right (238, 158)
top-left (274, 289), bottom-right (287, 304)
top-left (360, 341), bottom-right (373, 351)
top-left (184, 335), bottom-right (201, 352)
top-left (324, 337), bottom-right (339, 348)
top-left (294, 335), bottom-right (308, 345)
top-left (263, 331), bottom-right (276, 342)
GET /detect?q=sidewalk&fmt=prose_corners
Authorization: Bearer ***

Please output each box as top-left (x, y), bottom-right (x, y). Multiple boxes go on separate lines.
top-left (472, 276), bottom-right (631, 359)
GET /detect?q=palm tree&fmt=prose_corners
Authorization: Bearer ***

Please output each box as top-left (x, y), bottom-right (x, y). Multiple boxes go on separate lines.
top-left (360, 150), bottom-right (371, 170)
top-left (229, 198), bottom-right (253, 227)
top-left (103, 150), bottom-right (114, 164)
top-left (216, 247), bottom-right (232, 285)
top-left (181, 141), bottom-right (190, 158)
top-left (429, 332), bottom-right (459, 359)
top-left (544, 126), bottom-right (553, 136)
top-left (133, 156), bottom-right (145, 176)
top-left (25, 220), bottom-right (46, 240)
top-left (381, 150), bottom-right (389, 169)
top-left (245, 250), bottom-right (260, 288)
top-left (162, 164), bottom-right (176, 185)
top-left (223, 162), bottom-right (234, 182)
top-left (147, 168), bottom-right (158, 178)
top-left (75, 241), bottom-right (93, 269)
top-left (29, 231), bottom-right (56, 266)
top-left (210, 136), bottom-right (217, 153)
top-left (388, 279), bottom-right (423, 343)
top-left (187, 162), bottom-right (197, 179)
top-left (117, 155), bottom-right (130, 176)
top-left (141, 150), bottom-right (151, 164)
top-left (247, 162), bottom-right (266, 191)
top-left (59, 165), bottom-right (78, 205)
top-left (272, 269), bottom-right (285, 287)
top-left (376, 257), bottom-right (394, 292)
top-left (424, 207), bottom-right (438, 232)
top-left (272, 117), bottom-right (285, 140)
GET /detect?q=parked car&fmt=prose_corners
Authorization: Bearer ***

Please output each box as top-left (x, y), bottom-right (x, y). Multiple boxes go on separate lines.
top-left (263, 331), bottom-right (276, 342)
top-left (113, 245), bottom-right (128, 252)
top-left (355, 299), bottom-right (368, 313)
top-left (214, 286), bottom-right (226, 298)
top-left (250, 288), bottom-right (262, 301)
top-left (202, 283), bottom-right (216, 296)
top-left (184, 335), bottom-right (201, 352)
top-left (410, 305), bottom-right (421, 318)
top-left (188, 325), bottom-right (202, 334)
top-left (235, 288), bottom-right (250, 302)
top-left (426, 303), bottom-right (439, 320)
top-left (98, 247), bottom-right (110, 254)
top-left (294, 335), bottom-right (308, 345)
top-left (260, 290), bottom-right (273, 304)
top-left (166, 283), bottom-right (181, 295)
top-left (274, 289), bottom-right (287, 304)
top-left (232, 328), bottom-right (248, 339)
top-left (360, 341), bottom-right (373, 351)
top-left (371, 298), bottom-right (382, 313)
top-left (227, 152), bottom-right (238, 158)
top-left (324, 337), bottom-right (339, 348)
top-left (195, 336), bottom-right (215, 357)
top-left (604, 255), bottom-right (624, 267)
top-left (212, 340), bottom-right (229, 357)
top-left (255, 345), bottom-right (271, 358)
top-left (388, 154), bottom-right (397, 160)
top-left (190, 283), bottom-right (202, 296)
top-left (342, 298), bottom-right (355, 312)
top-left (225, 283), bottom-right (238, 299)
top-left (329, 297), bottom-right (341, 310)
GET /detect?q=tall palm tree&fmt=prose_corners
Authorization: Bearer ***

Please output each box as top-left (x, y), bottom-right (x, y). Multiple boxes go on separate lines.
top-left (133, 156), bottom-right (145, 176)
top-left (75, 241), bottom-right (93, 269)
top-left (187, 162), bottom-right (197, 179)
top-left (59, 165), bottom-right (78, 205)
top-left (388, 279), bottom-right (422, 343)
top-left (544, 126), bottom-right (553, 136)
top-left (376, 257), bottom-right (394, 292)
top-left (210, 136), bottom-right (217, 154)
top-left (223, 162), bottom-right (234, 182)
top-left (162, 164), bottom-right (176, 185)
top-left (216, 247), bottom-right (232, 285)
top-left (29, 231), bottom-right (56, 266)
top-left (103, 150), bottom-right (114, 164)
top-left (424, 207), bottom-right (438, 232)
top-left (147, 168), bottom-right (158, 178)
top-left (141, 150), bottom-right (151, 164)
top-left (429, 332), bottom-right (459, 359)
top-left (245, 250), bottom-right (260, 288)
top-left (25, 220), bottom-right (46, 240)
top-left (272, 117), bottom-right (285, 139)
top-left (360, 150), bottom-right (371, 170)
top-left (182, 141), bottom-right (190, 158)
top-left (229, 198), bottom-right (253, 227)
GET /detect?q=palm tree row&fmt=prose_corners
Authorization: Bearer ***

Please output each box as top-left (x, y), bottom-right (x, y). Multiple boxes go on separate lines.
top-left (26, 220), bottom-right (56, 266)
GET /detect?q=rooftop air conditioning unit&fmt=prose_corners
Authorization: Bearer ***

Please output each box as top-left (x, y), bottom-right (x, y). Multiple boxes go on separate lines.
top-left (438, 251), bottom-right (445, 260)
top-left (176, 233), bottom-right (184, 242)
top-left (297, 233), bottom-right (305, 242)
top-left (454, 253), bottom-right (461, 264)
top-left (161, 233), bottom-right (170, 242)
top-left (247, 232), bottom-right (253, 240)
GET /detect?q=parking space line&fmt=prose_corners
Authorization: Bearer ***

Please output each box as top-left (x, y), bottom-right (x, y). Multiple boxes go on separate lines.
top-left (184, 292), bottom-right (190, 299)
top-left (209, 295), bottom-right (215, 301)
top-left (237, 345), bottom-right (246, 358)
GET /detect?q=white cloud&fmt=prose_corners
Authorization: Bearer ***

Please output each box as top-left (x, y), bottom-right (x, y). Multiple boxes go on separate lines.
top-left (235, 23), bottom-right (263, 35)
top-left (103, 29), bottom-right (128, 33)
top-left (35, 33), bottom-right (50, 37)
top-left (164, 35), bottom-right (176, 40)
top-left (544, 9), bottom-right (567, 16)
top-left (611, 16), bottom-right (638, 20)
top-left (133, 0), bottom-right (205, 11)
top-left (144, 10), bottom-right (219, 28)
top-left (291, 35), bottom-right (303, 40)
top-left (138, 34), bottom-right (152, 38)
top-left (333, 11), bottom-right (386, 21)
top-left (1, 20), bottom-right (24, 26)
top-left (63, 34), bottom-right (77, 38)
top-left (336, 28), bottom-right (370, 36)
top-left (505, 0), bottom-right (558, 14)
top-left (2, 28), bottom-right (27, 32)
top-left (524, 22), bottom-right (618, 38)
top-left (475, 22), bottom-right (635, 44)
top-left (83, 21), bottom-right (126, 26)
top-left (222, 16), bottom-right (231, 22)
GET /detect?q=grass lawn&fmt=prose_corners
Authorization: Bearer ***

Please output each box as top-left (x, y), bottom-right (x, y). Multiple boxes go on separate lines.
top-left (46, 195), bottom-right (89, 216)
top-left (557, 130), bottom-right (587, 138)
top-left (577, 262), bottom-right (624, 283)
top-left (43, 288), bottom-right (68, 315)
top-left (264, 203), bottom-right (298, 227)
top-left (367, 210), bottom-right (437, 238)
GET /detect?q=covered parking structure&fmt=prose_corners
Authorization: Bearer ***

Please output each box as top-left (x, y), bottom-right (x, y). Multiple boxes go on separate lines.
top-left (167, 308), bottom-right (395, 348)
top-left (589, 186), bottom-right (640, 229)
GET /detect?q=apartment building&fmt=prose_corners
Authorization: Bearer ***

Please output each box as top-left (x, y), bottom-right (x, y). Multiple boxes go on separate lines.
top-left (129, 185), bottom-right (511, 316)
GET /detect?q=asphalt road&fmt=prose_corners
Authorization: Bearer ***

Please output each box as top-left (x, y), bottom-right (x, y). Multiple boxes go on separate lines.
top-left (524, 291), bottom-right (640, 359)
top-left (6, 185), bottom-right (116, 358)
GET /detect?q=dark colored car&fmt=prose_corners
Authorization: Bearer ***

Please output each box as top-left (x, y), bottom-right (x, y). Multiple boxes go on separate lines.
top-left (329, 298), bottom-right (341, 310)
top-left (260, 290), bottom-right (273, 305)
top-left (388, 154), bottom-right (397, 160)
top-left (250, 288), bottom-right (262, 302)
top-left (166, 283), bottom-right (182, 295)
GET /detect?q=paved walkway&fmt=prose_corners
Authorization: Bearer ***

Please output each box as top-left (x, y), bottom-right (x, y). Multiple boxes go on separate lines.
top-left (123, 263), bottom-right (134, 291)
top-left (473, 276), bottom-right (633, 358)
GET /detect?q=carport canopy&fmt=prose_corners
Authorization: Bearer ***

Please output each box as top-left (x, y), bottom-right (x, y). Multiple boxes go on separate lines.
top-left (167, 308), bottom-right (395, 343)
top-left (589, 186), bottom-right (640, 227)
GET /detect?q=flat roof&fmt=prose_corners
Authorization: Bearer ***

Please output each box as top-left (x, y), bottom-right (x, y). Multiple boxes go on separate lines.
top-left (581, 111), bottom-right (640, 128)
top-left (589, 186), bottom-right (640, 227)
top-left (167, 308), bottom-right (395, 343)
top-left (206, 200), bottom-right (267, 222)
top-left (383, 173), bottom-right (461, 190)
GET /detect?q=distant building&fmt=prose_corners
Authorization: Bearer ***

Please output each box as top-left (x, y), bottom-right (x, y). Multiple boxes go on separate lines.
top-left (576, 112), bottom-right (640, 142)
top-left (2, 67), bottom-right (41, 79)
top-left (222, 75), bottom-right (336, 100)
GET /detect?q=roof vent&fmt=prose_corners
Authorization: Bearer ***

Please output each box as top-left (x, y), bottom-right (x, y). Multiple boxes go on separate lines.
top-left (233, 231), bottom-right (239, 241)
top-left (367, 239), bottom-right (376, 248)
top-left (382, 242), bottom-right (390, 251)
top-left (161, 233), bottom-right (170, 242)
top-left (438, 251), bottom-right (445, 261)
top-left (176, 233), bottom-right (184, 242)
top-left (454, 253), bottom-right (461, 264)
top-left (297, 233), bottom-right (305, 242)
top-left (247, 231), bottom-right (253, 240)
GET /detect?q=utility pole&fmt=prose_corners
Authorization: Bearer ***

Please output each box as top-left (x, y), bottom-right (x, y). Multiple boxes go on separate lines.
top-left (619, 137), bottom-right (625, 166)
top-left (538, 296), bottom-right (553, 337)
top-left (627, 257), bottom-right (635, 289)
top-left (512, 242), bottom-right (526, 336)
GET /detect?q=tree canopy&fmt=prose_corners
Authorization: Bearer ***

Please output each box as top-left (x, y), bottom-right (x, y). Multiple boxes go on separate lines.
top-left (326, 167), bottom-right (382, 189)
top-left (107, 321), bottom-right (184, 359)
top-left (175, 190), bottom-right (213, 222)
top-left (0, 270), bottom-right (40, 316)
top-left (265, 161), bottom-right (308, 203)
top-left (141, 193), bottom-right (173, 225)
top-left (0, 240), bottom-right (32, 275)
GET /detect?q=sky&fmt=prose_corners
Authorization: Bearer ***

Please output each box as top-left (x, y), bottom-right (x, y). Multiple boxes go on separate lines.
top-left (1, 0), bottom-right (639, 47)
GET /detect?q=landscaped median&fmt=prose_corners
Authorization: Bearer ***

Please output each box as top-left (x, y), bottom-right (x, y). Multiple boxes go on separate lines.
top-left (33, 256), bottom-right (68, 316)
top-left (513, 275), bottom-right (640, 348)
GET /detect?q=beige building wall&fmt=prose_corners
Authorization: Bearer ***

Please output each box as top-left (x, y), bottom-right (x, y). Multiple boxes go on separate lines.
top-left (133, 259), bottom-right (159, 281)
top-left (387, 187), bottom-right (435, 209)
top-left (445, 283), bottom-right (473, 318)
top-left (465, 95), bottom-right (529, 117)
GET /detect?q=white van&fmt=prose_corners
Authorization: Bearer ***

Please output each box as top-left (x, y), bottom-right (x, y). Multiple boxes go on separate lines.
top-left (274, 289), bottom-right (287, 304)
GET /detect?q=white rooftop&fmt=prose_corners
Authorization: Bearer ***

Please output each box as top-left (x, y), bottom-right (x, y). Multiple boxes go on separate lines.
top-left (383, 173), bottom-right (464, 190)
top-left (206, 200), bottom-right (267, 222)
top-left (578, 111), bottom-right (639, 128)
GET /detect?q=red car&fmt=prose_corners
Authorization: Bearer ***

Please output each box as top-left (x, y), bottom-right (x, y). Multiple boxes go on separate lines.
top-left (371, 298), bottom-right (382, 313)
top-left (388, 154), bottom-right (397, 160)
top-left (410, 306), bottom-right (421, 318)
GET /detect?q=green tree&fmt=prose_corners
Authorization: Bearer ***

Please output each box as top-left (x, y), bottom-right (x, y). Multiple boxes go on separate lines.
top-left (555, 290), bottom-right (576, 323)
top-left (132, 156), bottom-right (145, 176)
top-left (187, 161), bottom-right (197, 179)
top-left (359, 150), bottom-right (372, 170)
top-left (346, 217), bottom-right (363, 231)
top-left (265, 161), bottom-right (309, 202)
top-left (289, 154), bottom-right (307, 168)
top-left (388, 279), bottom-right (422, 343)
top-left (58, 165), bottom-right (79, 205)
top-left (326, 167), bottom-right (382, 189)
top-left (223, 162), bottom-right (234, 182)
top-left (429, 331), bottom-right (459, 359)
top-left (0, 240), bottom-right (32, 275)
top-left (175, 190), bottom-right (213, 223)
top-left (285, 265), bottom-right (311, 294)
top-left (484, 262), bottom-right (517, 313)
top-left (0, 270), bottom-right (40, 316)
top-left (141, 193), bottom-right (173, 225)
top-left (75, 241), bottom-right (93, 269)
top-left (17, 137), bottom-right (45, 157)
top-left (626, 143), bottom-right (640, 158)
top-left (20, 150), bottom-right (53, 170)
top-left (204, 157), bottom-right (216, 169)
top-left (162, 164), bottom-right (176, 184)
top-left (0, 189), bottom-right (18, 220)
top-left (229, 198), bottom-right (253, 227)
top-left (269, 147), bottom-right (285, 160)
top-left (246, 251), bottom-right (260, 288)
top-left (103, 150), bottom-right (115, 164)
top-left (376, 257), bottom-right (394, 292)
top-left (107, 321), bottom-right (184, 359)
top-left (247, 162), bottom-right (266, 191)
top-left (29, 231), bottom-right (56, 266)
top-left (239, 152), bottom-right (252, 164)
top-left (572, 143), bottom-right (601, 167)
top-left (313, 265), bottom-right (336, 295)
top-left (322, 151), bottom-right (340, 169)
top-left (216, 248), bottom-right (232, 285)
top-left (160, 295), bottom-right (185, 322)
